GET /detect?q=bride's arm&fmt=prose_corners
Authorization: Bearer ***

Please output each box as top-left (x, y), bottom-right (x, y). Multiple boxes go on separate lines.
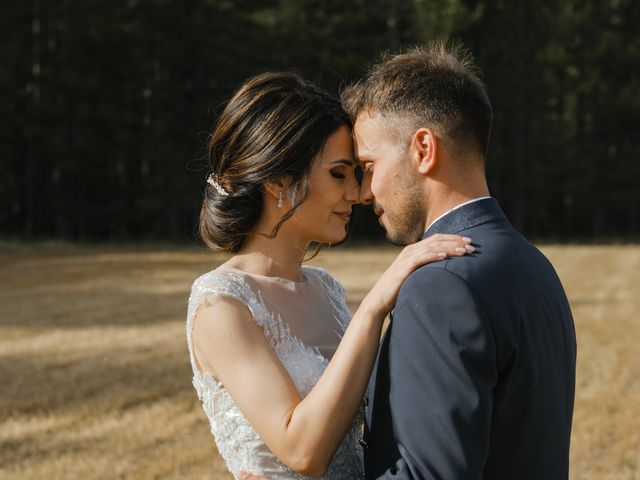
top-left (193, 234), bottom-right (473, 476)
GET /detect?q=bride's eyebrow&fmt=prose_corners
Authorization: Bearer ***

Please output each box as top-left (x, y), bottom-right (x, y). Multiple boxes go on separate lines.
top-left (329, 159), bottom-right (355, 166)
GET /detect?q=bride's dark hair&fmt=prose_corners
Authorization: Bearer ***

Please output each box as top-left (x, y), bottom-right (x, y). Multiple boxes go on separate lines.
top-left (199, 72), bottom-right (350, 252)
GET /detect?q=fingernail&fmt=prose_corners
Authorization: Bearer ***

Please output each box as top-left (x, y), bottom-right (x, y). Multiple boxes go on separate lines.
top-left (455, 247), bottom-right (466, 253)
top-left (462, 237), bottom-right (472, 243)
top-left (465, 245), bottom-right (475, 252)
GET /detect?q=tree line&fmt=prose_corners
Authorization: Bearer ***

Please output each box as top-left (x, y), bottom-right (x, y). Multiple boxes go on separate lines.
top-left (1, 0), bottom-right (638, 242)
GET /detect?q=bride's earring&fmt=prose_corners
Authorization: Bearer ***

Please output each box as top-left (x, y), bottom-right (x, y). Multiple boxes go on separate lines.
top-left (277, 191), bottom-right (283, 209)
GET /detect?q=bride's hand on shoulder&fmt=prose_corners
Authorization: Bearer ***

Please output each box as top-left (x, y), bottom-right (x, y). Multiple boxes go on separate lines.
top-left (364, 234), bottom-right (474, 315)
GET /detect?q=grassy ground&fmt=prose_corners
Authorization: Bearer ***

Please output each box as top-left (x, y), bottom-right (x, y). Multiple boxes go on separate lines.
top-left (0, 244), bottom-right (638, 479)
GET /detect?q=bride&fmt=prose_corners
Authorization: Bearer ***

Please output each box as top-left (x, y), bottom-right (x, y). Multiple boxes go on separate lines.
top-left (186, 72), bottom-right (473, 479)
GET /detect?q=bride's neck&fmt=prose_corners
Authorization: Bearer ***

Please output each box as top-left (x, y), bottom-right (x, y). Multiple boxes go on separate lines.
top-left (227, 229), bottom-right (310, 282)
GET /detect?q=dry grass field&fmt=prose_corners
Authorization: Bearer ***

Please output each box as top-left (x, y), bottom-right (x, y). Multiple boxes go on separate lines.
top-left (0, 243), bottom-right (638, 479)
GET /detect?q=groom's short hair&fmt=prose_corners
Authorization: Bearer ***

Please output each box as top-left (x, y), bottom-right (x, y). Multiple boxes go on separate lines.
top-left (342, 40), bottom-right (492, 161)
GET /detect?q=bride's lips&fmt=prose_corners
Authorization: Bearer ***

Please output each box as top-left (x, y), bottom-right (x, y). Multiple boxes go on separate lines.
top-left (333, 211), bottom-right (351, 222)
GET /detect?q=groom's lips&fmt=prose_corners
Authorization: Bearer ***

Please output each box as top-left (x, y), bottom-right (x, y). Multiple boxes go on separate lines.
top-left (374, 207), bottom-right (385, 227)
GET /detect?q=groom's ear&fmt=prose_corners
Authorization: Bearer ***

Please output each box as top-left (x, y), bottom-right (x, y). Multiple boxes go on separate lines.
top-left (411, 128), bottom-right (438, 176)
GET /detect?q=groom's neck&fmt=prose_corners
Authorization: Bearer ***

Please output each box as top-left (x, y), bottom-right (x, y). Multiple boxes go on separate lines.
top-left (423, 178), bottom-right (490, 231)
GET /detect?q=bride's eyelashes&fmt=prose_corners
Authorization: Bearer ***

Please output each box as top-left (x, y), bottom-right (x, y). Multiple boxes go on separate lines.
top-left (330, 169), bottom-right (346, 179)
top-left (331, 165), bottom-right (359, 182)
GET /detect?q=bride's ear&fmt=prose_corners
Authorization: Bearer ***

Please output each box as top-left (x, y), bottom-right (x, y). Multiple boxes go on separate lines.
top-left (411, 128), bottom-right (438, 176)
top-left (264, 177), bottom-right (290, 204)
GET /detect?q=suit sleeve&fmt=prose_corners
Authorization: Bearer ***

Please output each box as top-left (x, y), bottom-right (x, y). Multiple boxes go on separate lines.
top-left (373, 267), bottom-right (496, 480)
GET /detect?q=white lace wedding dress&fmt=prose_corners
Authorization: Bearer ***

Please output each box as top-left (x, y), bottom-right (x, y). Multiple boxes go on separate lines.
top-left (186, 265), bottom-right (365, 479)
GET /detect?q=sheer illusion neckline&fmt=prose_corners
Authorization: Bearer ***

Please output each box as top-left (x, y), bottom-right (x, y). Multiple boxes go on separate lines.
top-left (217, 264), bottom-right (310, 287)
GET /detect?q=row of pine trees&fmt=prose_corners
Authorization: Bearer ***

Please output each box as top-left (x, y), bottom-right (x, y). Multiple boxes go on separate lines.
top-left (2, 0), bottom-right (638, 241)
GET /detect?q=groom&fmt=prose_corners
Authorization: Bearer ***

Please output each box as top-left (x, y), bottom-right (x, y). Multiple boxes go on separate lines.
top-left (241, 42), bottom-right (576, 479)
top-left (340, 42), bottom-right (577, 479)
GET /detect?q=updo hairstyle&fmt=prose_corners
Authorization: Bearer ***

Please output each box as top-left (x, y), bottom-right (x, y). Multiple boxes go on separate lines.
top-left (199, 72), bottom-right (349, 252)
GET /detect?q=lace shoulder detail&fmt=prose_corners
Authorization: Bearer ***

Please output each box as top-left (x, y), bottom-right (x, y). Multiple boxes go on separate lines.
top-left (186, 270), bottom-right (267, 370)
top-left (303, 266), bottom-right (351, 334)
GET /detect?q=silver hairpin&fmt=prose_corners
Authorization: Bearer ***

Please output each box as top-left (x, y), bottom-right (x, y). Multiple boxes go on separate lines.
top-left (207, 173), bottom-right (230, 196)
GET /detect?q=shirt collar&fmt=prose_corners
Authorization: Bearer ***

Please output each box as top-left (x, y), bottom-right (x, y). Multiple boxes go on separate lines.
top-left (425, 196), bottom-right (492, 233)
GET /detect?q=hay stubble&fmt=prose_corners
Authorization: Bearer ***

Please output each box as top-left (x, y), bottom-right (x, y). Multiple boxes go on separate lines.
top-left (0, 245), bottom-right (638, 479)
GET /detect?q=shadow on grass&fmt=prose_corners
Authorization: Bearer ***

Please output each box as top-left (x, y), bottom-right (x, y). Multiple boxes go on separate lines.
top-left (1, 289), bottom-right (193, 328)
top-left (0, 343), bottom-right (194, 419)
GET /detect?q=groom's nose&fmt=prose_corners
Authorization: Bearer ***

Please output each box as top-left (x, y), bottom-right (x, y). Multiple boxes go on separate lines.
top-left (359, 171), bottom-right (373, 205)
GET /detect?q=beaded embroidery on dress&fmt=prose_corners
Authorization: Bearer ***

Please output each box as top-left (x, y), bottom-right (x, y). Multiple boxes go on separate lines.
top-left (186, 265), bottom-right (364, 479)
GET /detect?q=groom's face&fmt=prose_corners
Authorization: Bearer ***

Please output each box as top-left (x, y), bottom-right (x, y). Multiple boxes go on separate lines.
top-left (353, 112), bottom-right (427, 245)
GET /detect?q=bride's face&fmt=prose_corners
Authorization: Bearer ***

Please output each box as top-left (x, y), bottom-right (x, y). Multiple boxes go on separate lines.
top-left (288, 125), bottom-right (359, 244)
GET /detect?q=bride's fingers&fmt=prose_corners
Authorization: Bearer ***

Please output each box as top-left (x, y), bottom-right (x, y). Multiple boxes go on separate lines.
top-left (402, 247), bottom-right (456, 269)
top-left (425, 240), bottom-right (474, 254)
top-left (425, 237), bottom-right (472, 250)
top-left (412, 237), bottom-right (474, 255)
top-left (403, 238), bottom-right (474, 265)
top-left (423, 233), bottom-right (472, 244)
top-left (422, 233), bottom-right (471, 243)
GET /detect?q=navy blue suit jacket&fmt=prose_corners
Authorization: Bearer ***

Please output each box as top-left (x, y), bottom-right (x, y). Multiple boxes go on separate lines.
top-left (363, 198), bottom-right (576, 480)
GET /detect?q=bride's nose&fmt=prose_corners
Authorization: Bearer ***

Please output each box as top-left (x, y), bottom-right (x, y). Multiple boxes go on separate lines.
top-left (358, 172), bottom-right (373, 205)
top-left (345, 171), bottom-right (360, 204)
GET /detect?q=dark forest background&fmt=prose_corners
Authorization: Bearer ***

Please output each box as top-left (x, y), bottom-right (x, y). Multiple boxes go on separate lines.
top-left (1, 0), bottom-right (639, 243)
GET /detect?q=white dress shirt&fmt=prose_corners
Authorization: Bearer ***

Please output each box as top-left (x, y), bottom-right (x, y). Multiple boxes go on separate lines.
top-left (425, 196), bottom-right (492, 233)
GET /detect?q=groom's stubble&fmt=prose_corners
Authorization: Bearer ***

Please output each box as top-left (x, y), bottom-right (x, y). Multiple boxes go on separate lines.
top-left (379, 158), bottom-right (427, 246)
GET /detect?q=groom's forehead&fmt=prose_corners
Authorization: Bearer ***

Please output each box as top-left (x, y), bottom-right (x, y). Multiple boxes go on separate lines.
top-left (353, 116), bottom-right (381, 150)
top-left (354, 117), bottom-right (397, 158)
